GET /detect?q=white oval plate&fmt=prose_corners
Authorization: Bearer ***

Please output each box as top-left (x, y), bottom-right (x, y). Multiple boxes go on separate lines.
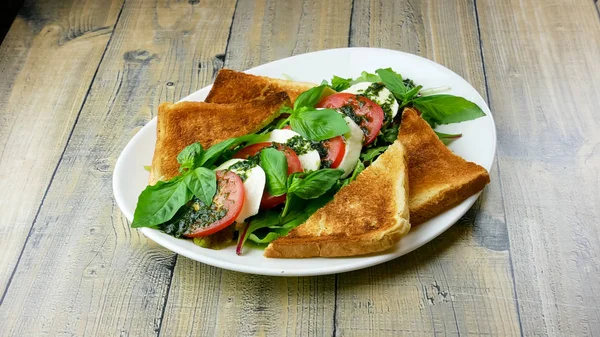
top-left (113, 47), bottom-right (496, 276)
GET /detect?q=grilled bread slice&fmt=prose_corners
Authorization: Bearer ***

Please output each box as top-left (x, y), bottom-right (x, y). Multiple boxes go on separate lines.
top-left (149, 92), bottom-right (290, 185)
top-left (264, 141), bottom-right (410, 258)
top-left (399, 107), bottom-right (490, 224)
top-left (205, 68), bottom-right (335, 104)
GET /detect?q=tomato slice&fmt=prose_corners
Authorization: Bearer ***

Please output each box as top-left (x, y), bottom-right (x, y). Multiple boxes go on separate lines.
top-left (259, 192), bottom-right (286, 209)
top-left (316, 93), bottom-right (384, 145)
top-left (234, 142), bottom-right (302, 209)
top-left (321, 136), bottom-right (346, 168)
top-left (183, 170), bottom-right (245, 238)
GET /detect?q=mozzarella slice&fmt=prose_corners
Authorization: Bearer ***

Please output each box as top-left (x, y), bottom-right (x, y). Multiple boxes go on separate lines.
top-left (215, 159), bottom-right (265, 223)
top-left (337, 116), bottom-right (364, 178)
top-left (267, 129), bottom-right (321, 172)
top-left (343, 82), bottom-right (399, 119)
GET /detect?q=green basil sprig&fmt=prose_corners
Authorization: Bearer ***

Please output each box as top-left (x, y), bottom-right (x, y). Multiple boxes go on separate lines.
top-left (282, 85), bottom-right (350, 141)
top-left (132, 134), bottom-right (264, 229)
top-left (281, 168), bottom-right (344, 216)
top-left (259, 148), bottom-right (288, 196)
top-left (132, 178), bottom-right (193, 229)
top-left (412, 94), bottom-right (486, 126)
top-left (289, 108), bottom-right (349, 141)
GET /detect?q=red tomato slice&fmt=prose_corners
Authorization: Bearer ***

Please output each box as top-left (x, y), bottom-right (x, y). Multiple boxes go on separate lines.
top-left (316, 93), bottom-right (384, 145)
top-left (183, 170), bottom-right (245, 238)
top-left (234, 142), bottom-right (303, 209)
top-left (321, 136), bottom-right (346, 168)
top-left (259, 192), bottom-right (287, 209)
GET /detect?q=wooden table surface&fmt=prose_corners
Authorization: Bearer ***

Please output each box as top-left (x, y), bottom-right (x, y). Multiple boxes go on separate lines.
top-left (0, 0), bottom-right (599, 336)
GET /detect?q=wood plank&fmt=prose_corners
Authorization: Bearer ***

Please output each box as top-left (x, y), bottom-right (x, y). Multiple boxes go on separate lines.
top-left (337, 1), bottom-right (521, 335)
top-left (0, 0), bottom-right (237, 335)
top-left (476, 0), bottom-right (600, 335)
top-left (159, 0), bottom-right (352, 336)
top-left (0, 0), bottom-right (124, 294)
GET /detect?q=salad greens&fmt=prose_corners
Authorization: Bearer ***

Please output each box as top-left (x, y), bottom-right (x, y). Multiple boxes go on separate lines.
top-left (133, 67), bottom-right (487, 254)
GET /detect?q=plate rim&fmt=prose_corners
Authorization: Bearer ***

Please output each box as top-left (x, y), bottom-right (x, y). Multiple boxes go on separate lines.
top-left (113, 47), bottom-right (497, 276)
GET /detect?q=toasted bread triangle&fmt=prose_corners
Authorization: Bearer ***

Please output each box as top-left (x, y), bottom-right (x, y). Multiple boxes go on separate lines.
top-left (399, 108), bottom-right (490, 224)
top-left (206, 69), bottom-right (335, 104)
top-left (264, 141), bottom-right (410, 258)
top-left (149, 92), bottom-right (290, 185)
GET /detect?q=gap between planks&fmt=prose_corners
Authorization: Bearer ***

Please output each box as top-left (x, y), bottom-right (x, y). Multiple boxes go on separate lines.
top-left (472, 0), bottom-right (524, 336)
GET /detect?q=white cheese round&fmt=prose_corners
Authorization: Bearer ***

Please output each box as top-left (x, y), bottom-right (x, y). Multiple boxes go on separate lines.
top-left (337, 116), bottom-right (364, 178)
top-left (267, 129), bottom-right (321, 172)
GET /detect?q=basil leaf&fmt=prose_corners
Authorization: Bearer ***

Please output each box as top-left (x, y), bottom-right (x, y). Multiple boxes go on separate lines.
top-left (177, 142), bottom-right (203, 171)
top-left (183, 167), bottom-right (216, 206)
top-left (288, 168), bottom-right (344, 199)
top-left (289, 108), bottom-right (350, 141)
top-left (376, 68), bottom-right (410, 99)
top-left (412, 94), bottom-right (486, 125)
top-left (353, 71), bottom-right (381, 83)
top-left (260, 148), bottom-right (288, 196)
top-left (435, 131), bottom-right (462, 145)
top-left (200, 134), bottom-right (267, 167)
top-left (360, 146), bottom-right (388, 163)
top-left (131, 179), bottom-right (192, 228)
top-left (294, 85), bottom-right (327, 110)
top-left (331, 75), bottom-right (352, 91)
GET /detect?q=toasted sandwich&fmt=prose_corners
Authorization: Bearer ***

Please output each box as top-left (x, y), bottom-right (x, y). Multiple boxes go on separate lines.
top-left (399, 107), bottom-right (490, 224)
top-left (264, 140), bottom-right (410, 258)
top-left (206, 69), bottom-right (336, 104)
top-left (149, 92), bottom-right (290, 185)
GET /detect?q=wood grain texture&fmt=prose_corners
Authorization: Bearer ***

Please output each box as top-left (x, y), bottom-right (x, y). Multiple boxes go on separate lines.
top-left (339, 1), bottom-right (521, 335)
top-left (477, 0), bottom-right (600, 335)
top-left (159, 0), bottom-right (352, 336)
top-left (0, 0), bottom-right (123, 295)
top-left (0, 0), bottom-right (237, 335)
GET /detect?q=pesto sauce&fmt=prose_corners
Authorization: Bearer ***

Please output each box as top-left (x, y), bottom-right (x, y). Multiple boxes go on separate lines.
top-left (285, 135), bottom-right (314, 155)
top-left (161, 198), bottom-right (228, 238)
top-left (228, 155), bottom-right (259, 181)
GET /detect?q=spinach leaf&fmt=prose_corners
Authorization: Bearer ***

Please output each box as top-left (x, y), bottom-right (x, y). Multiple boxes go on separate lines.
top-left (288, 168), bottom-right (344, 199)
top-left (237, 210), bottom-right (281, 250)
top-left (249, 232), bottom-right (281, 244)
top-left (260, 147), bottom-right (288, 196)
top-left (294, 85), bottom-right (328, 110)
top-left (412, 94), bottom-right (486, 125)
top-left (360, 146), bottom-right (388, 163)
top-left (435, 131), bottom-right (462, 145)
top-left (131, 178), bottom-right (192, 228)
top-left (177, 142), bottom-right (203, 172)
top-left (289, 108), bottom-right (350, 141)
top-left (331, 75), bottom-right (352, 91)
top-left (376, 68), bottom-right (410, 99)
top-left (183, 167), bottom-right (216, 206)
